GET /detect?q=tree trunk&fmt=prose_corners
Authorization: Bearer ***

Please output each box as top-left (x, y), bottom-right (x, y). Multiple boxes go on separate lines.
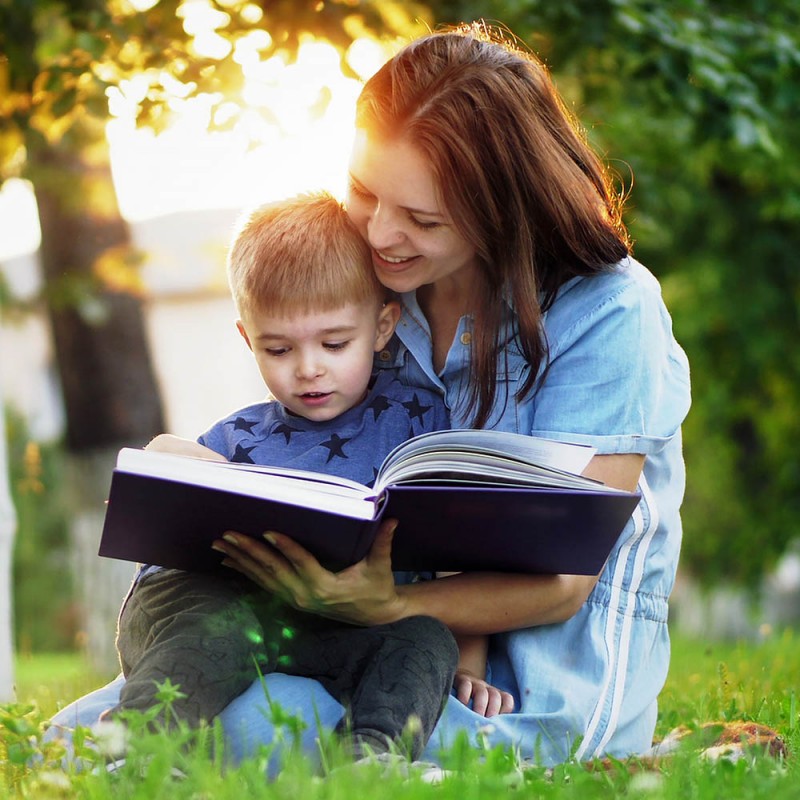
top-left (29, 138), bottom-right (165, 672)
top-left (32, 147), bottom-right (164, 451)
top-left (0, 383), bottom-right (16, 702)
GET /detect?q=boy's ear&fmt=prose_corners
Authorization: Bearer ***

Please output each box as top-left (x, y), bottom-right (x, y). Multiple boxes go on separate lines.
top-left (374, 300), bottom-right (401, 351)
top-left (236, 320), bottom-right (253, 352)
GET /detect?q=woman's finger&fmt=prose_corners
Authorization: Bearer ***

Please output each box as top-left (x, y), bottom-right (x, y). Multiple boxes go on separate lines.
top-left (212, 533), bottom-right (293, 593)
top-left (261, 531), bottom-right (329, 581)
top-left (366, 519), bottom-right (398, 566)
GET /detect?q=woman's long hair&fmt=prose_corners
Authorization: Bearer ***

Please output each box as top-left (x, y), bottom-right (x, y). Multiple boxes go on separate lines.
top-left (356, 23), bottom-right (630, 428)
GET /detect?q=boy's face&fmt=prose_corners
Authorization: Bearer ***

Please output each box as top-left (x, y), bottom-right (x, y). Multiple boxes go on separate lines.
top-left (237, 299), bottom-right (400, 422)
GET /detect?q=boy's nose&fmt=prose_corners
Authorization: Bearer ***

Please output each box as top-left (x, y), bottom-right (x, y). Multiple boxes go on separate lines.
top-left (295, 353), bottom-right (323, 379)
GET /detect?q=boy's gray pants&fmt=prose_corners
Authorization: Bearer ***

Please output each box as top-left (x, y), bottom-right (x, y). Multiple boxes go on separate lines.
top-left (112, 568), bottom-right (458, 760)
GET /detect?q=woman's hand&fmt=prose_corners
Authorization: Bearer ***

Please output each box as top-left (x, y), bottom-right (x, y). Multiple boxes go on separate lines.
top-left (211, 519), bottom-right (407, 626)
top-left (453, 670), bottom-right (515, 717)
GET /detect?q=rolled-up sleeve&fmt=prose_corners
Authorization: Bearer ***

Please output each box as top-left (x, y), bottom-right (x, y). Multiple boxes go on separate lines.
top-left (530, 259), bottom-right (691, 455)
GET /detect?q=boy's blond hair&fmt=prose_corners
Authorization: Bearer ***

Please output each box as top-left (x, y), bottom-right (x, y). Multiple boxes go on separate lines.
top-left (227, 191), bottom-right (383, 318)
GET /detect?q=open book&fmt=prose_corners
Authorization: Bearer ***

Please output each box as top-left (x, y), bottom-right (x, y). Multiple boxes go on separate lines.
top-left (98, 429), bottom-right (640, 575)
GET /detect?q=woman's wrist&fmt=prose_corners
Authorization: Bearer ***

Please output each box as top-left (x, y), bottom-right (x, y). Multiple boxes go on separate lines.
top-left (383, 583), bottom-right (414, 623)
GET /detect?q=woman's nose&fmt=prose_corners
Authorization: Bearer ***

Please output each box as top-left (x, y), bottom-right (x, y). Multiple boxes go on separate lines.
top-left (367, 204), bottom-right (404, 250)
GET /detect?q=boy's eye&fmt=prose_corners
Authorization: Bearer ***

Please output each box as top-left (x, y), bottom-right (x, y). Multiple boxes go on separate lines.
top-left (264, 347), bottom-right (289, 357)
top-left (323, 341), bottom-right (349, 351)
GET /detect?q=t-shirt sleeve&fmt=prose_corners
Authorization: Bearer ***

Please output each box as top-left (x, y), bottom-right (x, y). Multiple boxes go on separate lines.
top-left (196, 423), bottom-right (232, 459)
top-left (530, 266), bottom-right (691, 455)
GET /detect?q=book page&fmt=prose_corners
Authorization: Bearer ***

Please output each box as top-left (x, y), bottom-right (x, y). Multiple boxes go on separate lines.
top-left (115, 449), bottom-right (377, 520)
top-left (381, 454), bottom-right (613, 491)
top-left (377, 429), bottom-right (597, 491)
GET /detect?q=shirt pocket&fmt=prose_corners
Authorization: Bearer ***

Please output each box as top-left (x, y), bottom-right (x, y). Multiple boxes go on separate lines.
top-left (481, 349), bottom-right (533, 433)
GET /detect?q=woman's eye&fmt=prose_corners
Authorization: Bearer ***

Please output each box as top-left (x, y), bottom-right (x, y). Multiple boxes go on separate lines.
top-left (347, 180), bottom-right (373, 200)
top-left (410, 217), bottom-right (441, 230)
top-left (324, 341), bottom-right (349, 352)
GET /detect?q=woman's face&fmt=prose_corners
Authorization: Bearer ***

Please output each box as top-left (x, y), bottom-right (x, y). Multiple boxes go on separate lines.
top-left (346, 130), bottom-right (479, 296)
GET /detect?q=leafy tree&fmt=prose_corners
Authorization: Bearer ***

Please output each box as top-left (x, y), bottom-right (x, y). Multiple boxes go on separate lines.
top-left (0, 0), bottom-right (430, 662)
top-left (1, 1), bottom-right (165, 451)
top-left (433, 0), bottom-right (800, 585)
top-left (0, 0), bottom-right (429, 451)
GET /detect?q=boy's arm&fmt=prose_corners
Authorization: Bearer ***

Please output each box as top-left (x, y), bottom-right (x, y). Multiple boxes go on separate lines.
top-left (145, 434), bottom-right (228, 462)
top-left (437, 571), bottom-right (514, 717)
top-left (453, 633), bottom-right (514, 717)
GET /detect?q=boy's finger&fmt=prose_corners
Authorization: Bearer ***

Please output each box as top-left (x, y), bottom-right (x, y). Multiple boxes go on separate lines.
top-left (500, 691), bottom-right (515, 714)
top-left (472, 684), bottom-right (489, 716)
top-left (454, 676), bottom-right (473, 707)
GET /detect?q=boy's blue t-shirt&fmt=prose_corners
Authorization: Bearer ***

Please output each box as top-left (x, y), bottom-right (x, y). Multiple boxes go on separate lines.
top-left (198, 370), bottom-right (449, 488)
top-left (134, 371), bottom-right (448, 582)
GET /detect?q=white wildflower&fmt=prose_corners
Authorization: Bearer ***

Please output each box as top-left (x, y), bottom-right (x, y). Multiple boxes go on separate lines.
top-left (89, 719), bottom-right (130, 759)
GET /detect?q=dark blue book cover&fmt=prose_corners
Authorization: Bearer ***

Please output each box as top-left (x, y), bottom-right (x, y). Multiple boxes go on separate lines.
top-left (99, 467), bottom-right (640, 575)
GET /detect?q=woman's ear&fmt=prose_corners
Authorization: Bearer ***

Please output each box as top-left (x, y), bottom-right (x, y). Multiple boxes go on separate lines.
top-left (374, 300), bottom-right (401, 351)
top-left (236, 320), bottom-right (253, 352)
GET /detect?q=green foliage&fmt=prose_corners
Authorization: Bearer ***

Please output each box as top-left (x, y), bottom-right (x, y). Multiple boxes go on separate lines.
top-left (13, 652), bottom-right (113, 719)
top-left (3, 0), bottom-right (799, 583)
top-left (5, 410), bottom-right (74, 652)
top-left (433, 0), bottom-right (800, 585)
top-left (5, 632), bottom-right (800, 797)
top-left (0, 0), bottom-right (432, 184)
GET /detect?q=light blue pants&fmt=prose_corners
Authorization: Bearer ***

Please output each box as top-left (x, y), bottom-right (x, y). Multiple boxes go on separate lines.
top-left (47, 672), bottom-right (534, 772)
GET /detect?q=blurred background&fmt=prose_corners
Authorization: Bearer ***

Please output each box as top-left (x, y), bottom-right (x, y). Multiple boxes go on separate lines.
top-left (1, 0), bottom-right (798, 687)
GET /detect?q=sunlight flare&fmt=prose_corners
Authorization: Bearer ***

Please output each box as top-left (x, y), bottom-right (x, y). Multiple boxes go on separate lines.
top-left (106, 34), bottom-right (395, 221)
top-left (1, 31), bottom-right (396, 254)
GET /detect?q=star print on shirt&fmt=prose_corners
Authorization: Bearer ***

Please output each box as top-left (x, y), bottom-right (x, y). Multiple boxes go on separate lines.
top-left (367, 394), bottom-right (392, 421)
top-left (226, 416), bottom-right (258, 434)
top-left (320, 433), bottom-right (351, 463)
top-left (271, 423), bottom-right (303, 444)
top-left (230, 443), bottom-right (257, 463)
top-left (402, 393), bottom-right (433, 424)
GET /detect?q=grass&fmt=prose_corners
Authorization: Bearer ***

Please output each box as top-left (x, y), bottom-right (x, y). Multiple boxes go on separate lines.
top-left (2, 629), bottom-right (799, 798)
top-left (13, 653), bottom-right (117, 720)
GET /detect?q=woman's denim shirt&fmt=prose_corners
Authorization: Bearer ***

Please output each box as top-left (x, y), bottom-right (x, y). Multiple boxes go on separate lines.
top-left (373, 257), bottom-right (691, 761)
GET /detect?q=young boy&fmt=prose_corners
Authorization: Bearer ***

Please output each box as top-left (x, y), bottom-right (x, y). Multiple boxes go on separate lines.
top-left (109, 192), bottom-right (466, 761)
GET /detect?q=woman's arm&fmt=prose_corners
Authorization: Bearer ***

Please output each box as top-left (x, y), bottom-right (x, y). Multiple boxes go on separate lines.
top-left (582, 452), bottom-right (644, 493)
top-left (213, 452), bottom-right (644, 634)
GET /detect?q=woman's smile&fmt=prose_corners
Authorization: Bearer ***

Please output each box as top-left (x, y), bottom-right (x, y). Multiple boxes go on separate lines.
top-left (346, 131), bottom-right (480, 297)
top-left (375, 250), bottom-right (417, 265)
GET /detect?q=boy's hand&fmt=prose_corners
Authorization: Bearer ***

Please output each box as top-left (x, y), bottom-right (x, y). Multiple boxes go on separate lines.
top-left (454, 670), bottom-right (514, 717)
top-left (145, 434), bottom-right (227, 462)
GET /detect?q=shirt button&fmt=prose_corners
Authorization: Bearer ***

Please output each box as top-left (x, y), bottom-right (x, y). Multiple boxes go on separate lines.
top-left (379, 349), bottom-right (392, 361)
top-left (460, 332), bottom-right (472, 345)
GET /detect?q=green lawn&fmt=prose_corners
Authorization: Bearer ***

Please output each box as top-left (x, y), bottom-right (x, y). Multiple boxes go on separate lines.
top-left (13, 652), bottom-right (117, 720)
top-left (3, 629), bottom-right (799, 798)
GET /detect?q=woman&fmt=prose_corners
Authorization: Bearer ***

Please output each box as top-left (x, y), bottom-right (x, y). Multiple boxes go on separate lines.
top-left (51, 23), bottom-right (690, 768)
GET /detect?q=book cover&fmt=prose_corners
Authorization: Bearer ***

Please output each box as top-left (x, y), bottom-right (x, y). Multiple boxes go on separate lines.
top-left (98, 435), bottom-right (641, 575)
top-left (384, 484), bottom-right (639, 574)
top-left (99, 472), bottom-right (380, 574)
